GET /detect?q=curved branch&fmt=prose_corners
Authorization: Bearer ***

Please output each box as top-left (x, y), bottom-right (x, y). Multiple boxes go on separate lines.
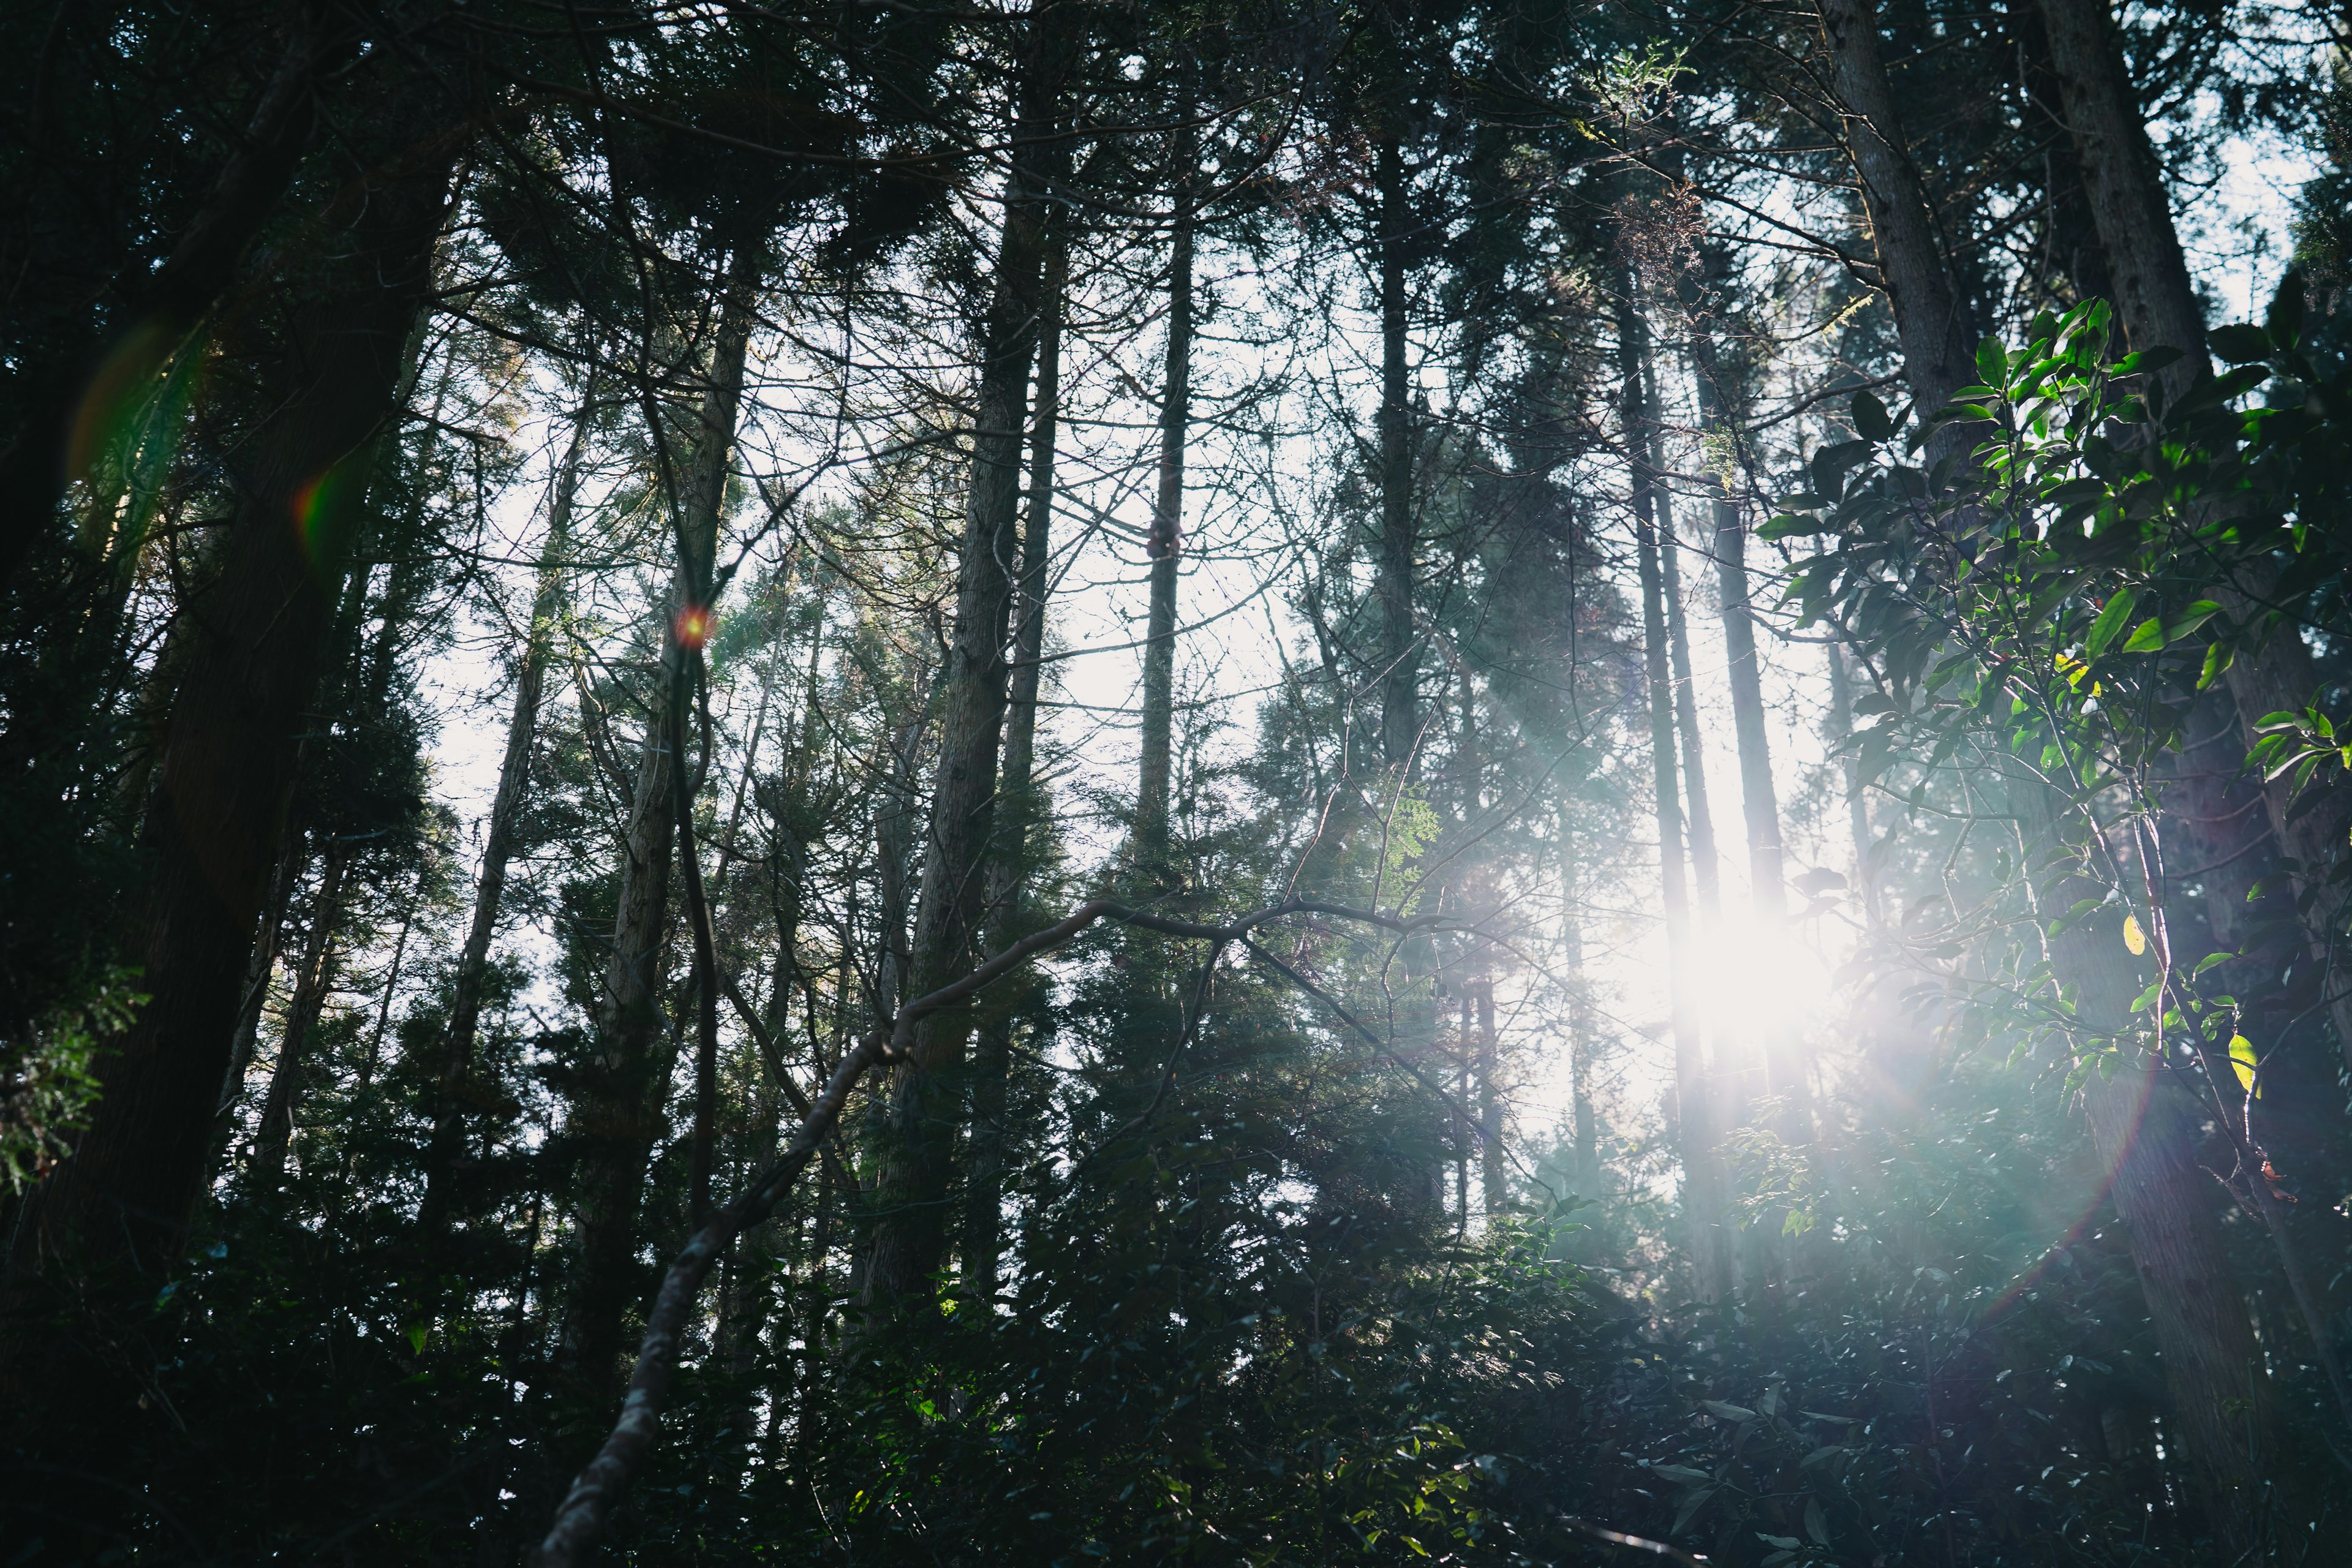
top-left (537, 894), bottom-right (1464, 1564)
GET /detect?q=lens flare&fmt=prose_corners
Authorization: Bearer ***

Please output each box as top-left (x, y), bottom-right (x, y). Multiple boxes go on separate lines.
top-left (674, 603), bottom-right (715, 650)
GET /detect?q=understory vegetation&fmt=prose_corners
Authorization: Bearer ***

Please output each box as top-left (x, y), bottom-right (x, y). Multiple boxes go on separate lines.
top-left (3, 0), bottom-right (2350, 1563)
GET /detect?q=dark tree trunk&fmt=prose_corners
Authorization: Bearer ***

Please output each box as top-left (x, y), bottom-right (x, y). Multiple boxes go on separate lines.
top-left (0, 7), bottom-right (356, 595)
top-left (1375, 130), bottom-right (1419, 771)
top-left (964, 235), bottom-right (1066, 1302)
top-left (2039, 801), bottom-right (2287, 1551)
top-left (249, 839), bottom-right (350, 1182)
top-left (2036, 0), bottom-right (2352, 1068)
top-left (1137, 191), bottom-right (1193, 848)
top-left (557, 228), bottom-right (761, 1391)
top-left (863, 12), bottom-right (1066, 1314)
top-left (1814, 0), bottom-right (1973, 418)
top-left (10, 148), bottom-right (452, 1280)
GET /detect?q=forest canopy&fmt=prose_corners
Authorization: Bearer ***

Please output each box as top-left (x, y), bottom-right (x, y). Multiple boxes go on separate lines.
top-left (2, 0), bottom-right (2349, 1563)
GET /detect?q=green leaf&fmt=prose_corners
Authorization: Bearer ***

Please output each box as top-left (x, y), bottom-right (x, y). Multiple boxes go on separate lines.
top-left (2166, 601), bottom-right (2221, 642)
top-left (2207, 323), bottom-right (2274, 364)
top-left (2198, 640), bottom-right (2234, 690)
top-left (2228, 1035), bottom-right (2258, 1095)
top-left (1647, 1463), bottom-right (1713, 1484)
top-left (1701, 1400), bottom-right (1757, 1422)
top-left (2085, 589), bottom-right (2138, 657)
top-left (1671, 1488), bottom-right (1716, 1536)
top-left (2268, 272), bottom-right (2306, 349)
top-left (1977, 336), bottom-right (2009, 389)
top-left (2120, 617), bottom-right (2165, 654)
top-left (1806, 1498), bottom-right (1832, 1546)
top-left (1852, 389), bottom-right (1894, 442)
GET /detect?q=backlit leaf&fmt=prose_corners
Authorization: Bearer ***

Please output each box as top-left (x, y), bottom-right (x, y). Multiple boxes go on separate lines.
top-left (2122, 914), bottom-right (2146, 956)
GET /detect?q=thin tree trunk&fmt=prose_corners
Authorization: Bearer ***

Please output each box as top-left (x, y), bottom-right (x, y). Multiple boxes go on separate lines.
top-left (423, 405), bottom-right (587, 1227)
top-left (863, 12), bottom-right (1066, 1314)
top-left (1622, 292), bottom-right (1729, 1303)
top-left (2036, 0), bottom-right (2352, 1067)
top-left (251, 840), bottom-right (351, 1182)
top-left (558, 226), bottom-right (761, 1390)
top-left (1474, 976), bottom-right (1502, 1218)
top-left (964, 235), bottom-right (1066, 1302)
top-left (1137, 190), bottom-right (1193, 848)
top-left (1824, 641), bottom-right (1880, 921)
top-left (1376, 130), bottom-right (1419, 771)
top-left (10, 148), bottom-right (452, 1280)
top-left (220, 831), bottom-right (309, 1120)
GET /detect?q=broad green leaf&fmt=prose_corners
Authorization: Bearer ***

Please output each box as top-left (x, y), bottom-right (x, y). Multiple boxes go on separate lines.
top-left (1852, 389), bottom-right (1894, 442)
top-left (2207, 323), bottom-right (2274, 364)
top-left (1977, 336), bottom-right (2008, 389)
top-left (2166, 601), bottom-right (2221, 641)
top-left (2086, 589), bottom-right (2138, 657)
top-left (1701, 1400), bottom-right (1757, 1422)
top-left (2121, 617), bottom-right (2165, 654)
top-left (1806, 1498), bottom-right (1831, 1545)
top-left (2198, 640), bottom-right (2234, 690)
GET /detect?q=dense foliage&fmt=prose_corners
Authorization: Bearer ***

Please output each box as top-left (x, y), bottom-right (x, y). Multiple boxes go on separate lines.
top-left (2, 1), bottom-right (2347, 1564)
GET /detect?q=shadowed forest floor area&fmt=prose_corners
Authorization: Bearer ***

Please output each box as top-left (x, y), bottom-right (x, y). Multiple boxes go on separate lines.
top-left (4, 1), bottom-right (2351, 1563)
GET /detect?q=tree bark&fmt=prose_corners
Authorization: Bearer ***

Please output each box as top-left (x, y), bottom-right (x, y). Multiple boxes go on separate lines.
top-left (219, 830), bottom-right (309, 1120)
top-left (2036, 0), bottom-right (2352, 1066)
top-left (0, 4), bottom-right (356, 596)
top-left (249, 838), bottom-right (350, 1182)
top-left (862, 11), bottom-right (1065, 1315)
top-left (964, 235), bottom-right (1067, 1302)
top-left (557, 228), bottom-right (761, 1390)
top-left (1137, 188), bottom-right (1193, 848)
top-left (2035, 792), bottom-right (2286, 1553)
top-left (1621, 291), bottom-right (1729, 1303)
top-left (9, 146), bottom-right (452, 1280)
top-left (423, 407), bottom-right (587, 1227)
top-left (1376, 129), bottom-right (1419, 771)
top-left (1814, 0), bottom-right (1973, 418)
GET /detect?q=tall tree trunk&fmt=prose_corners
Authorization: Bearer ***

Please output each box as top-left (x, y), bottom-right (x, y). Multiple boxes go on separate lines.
top-left (1684, 290), bottom-right (1810, 1132)
top-left (1621, 292), bottom-right (1730, 1303)
top-left (2034, 790), bottom-right (2287, 1550)
top-left (1376, 130), bottom-right (1419, 771)
top-left (1815, 15), bottom-right (2294, 1534)
top-left (1137, 190), bottom-right (1193, 848)
top-left (9, 147), bottom-right (452, 1280)
top-left (249, 839), bottom-right (350, 1182)
top-left (1657, 493), bottom-right (1722, 918)
top-left (423, 407), bottom-right (588, 1228)
top-left (863, 13), bottom-right (1065, 1314)
top-left (1814, 0), bottom-right (1973, 418)
top-left (557, 228), bottom-right (761, 1390)
top-left (1473, 976), bottom-right (1502, 1218)
top-left (0, 7), bottom-right (356, 596)
top-left (964, 235), bottom-right (1066, 1302)
top-left (2013, 2), bottom-right (2116, 308)
top-left (2036, 0), bottom-right (2352, 1067)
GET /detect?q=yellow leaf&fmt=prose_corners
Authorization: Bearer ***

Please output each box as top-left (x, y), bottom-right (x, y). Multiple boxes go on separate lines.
top-left (2122, 914), bottom-right (2146, 956)
top-left (2229, 1035), bottom-right (2260, 1097)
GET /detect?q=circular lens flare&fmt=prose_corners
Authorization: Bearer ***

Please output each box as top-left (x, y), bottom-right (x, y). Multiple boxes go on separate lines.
top-left (674, 603), bottom-right (715, 650)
